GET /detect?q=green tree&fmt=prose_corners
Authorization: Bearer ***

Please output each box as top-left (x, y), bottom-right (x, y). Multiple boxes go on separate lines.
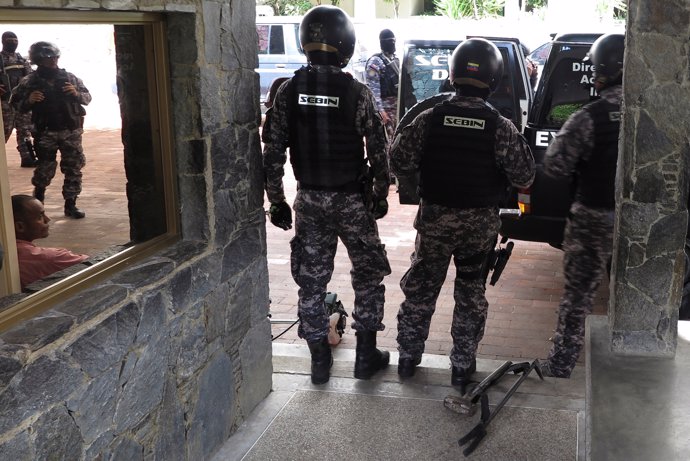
top-left (434, 0), bottom-right (506, 19)
top-left (263, 0), bottom-right (312, 16)
top-left (596, 0), bottom-right (627, 20)
top-left (383, 0), bottom-right (401, 18)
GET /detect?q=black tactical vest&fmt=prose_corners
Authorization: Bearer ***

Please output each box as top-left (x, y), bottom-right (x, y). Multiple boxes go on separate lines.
top-left (2, 53), bottom-right (29, 88)
top-left (576, 98), bottom-right (620, 209)
top-left (420, 102), bottom-right (507, 208)
top-left (288, 67), bottom-right (365, 190)
top-left (29, 71), bottom-right (80, 131)
top-left (371, 53), bottom-right (399, 98)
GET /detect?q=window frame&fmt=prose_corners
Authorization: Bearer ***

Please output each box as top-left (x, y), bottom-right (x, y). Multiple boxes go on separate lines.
top-left (0, 10), bottom-right (180, 332)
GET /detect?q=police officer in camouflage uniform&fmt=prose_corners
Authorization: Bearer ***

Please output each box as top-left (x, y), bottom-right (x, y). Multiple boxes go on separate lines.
top-left (11, 41), bottom-right (91, 219)
top-left (365, 29), bottom-right (416, 143)
top-left (262, 6), bottom-right (392, 385)
top-left (541, 33), bottom-right (625, 378)
top-left (390, 38), bottom-right (535, 388)
top-left (1, 31), bottom-right (36, 167)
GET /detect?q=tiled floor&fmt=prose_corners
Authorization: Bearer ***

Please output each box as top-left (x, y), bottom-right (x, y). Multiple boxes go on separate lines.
top-left (6, 128), bottom-right (130, 257)
top-left (266, 168), bottom-right (609, 362)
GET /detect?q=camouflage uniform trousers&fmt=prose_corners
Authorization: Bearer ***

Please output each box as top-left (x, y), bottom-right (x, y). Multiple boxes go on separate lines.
top-left (290, 189), bottom-right (391, 343)
top-left (32, 128), bottom-right (86, 200)
top-left (546, 202), bottom-right (614, 377)
top-left (2, 101), bottom-right (33, 161)
top-left (381, 96), bottom-right (398, 142)
top-left (397, 203), bottom-right (500, 370)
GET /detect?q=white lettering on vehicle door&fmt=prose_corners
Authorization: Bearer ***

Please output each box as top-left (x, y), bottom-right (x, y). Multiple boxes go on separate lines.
top-left (535, 130), bottom-right (556, 147)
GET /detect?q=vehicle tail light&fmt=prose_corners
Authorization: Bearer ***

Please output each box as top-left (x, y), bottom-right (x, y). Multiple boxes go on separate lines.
top-left (517, 187), bottom-right (531, 214)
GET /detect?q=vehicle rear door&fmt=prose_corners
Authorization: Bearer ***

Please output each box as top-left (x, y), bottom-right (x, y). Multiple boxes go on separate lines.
top-left (523, 40), bottom-right (596, 219)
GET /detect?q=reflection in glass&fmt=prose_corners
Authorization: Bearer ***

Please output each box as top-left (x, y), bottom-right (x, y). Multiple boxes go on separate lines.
top-left (1, 22), bottom-right (166, 296)
top-left (2, 24), bottom-right (127, 279)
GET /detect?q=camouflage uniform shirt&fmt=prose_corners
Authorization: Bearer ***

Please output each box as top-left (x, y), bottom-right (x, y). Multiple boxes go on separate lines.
top-left (542, 85), bottom-right (622, 378)
top-left (262, 65), bottom-right (391, 341)
top-left (1, 50), bottom-right (33, 157)
top-left (390, 95), bottom-right (535, 369)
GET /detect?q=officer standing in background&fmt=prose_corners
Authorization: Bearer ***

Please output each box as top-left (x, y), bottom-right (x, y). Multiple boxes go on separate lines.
top-left (390, 38), bottom-right (535, 389)
top-left (1, 31), bottom-right (36, 167)
top-left (365, 29), bottom-right (416, 143)
top-left (262, 6), bottom-right (392, 385)
top-left (540, 33), bottom-right (625, 378)
top-left (11, 41), bottom-right (91, 219)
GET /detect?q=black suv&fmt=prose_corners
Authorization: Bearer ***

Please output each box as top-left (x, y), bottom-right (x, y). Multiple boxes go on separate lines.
top-left (499, 35), bottom-right (603, 246)
top-left (396, 34), bottom-right (607, 247)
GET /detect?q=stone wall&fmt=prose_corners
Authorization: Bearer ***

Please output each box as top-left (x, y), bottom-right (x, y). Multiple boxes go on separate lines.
top-left (610, 0), bottom-right (690, 355)
top-left (0, 1), bottom-right (272, 459)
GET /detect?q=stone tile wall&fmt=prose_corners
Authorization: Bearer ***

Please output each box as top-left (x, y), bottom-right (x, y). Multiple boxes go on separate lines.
top-left (0, 1), bottom-right (272, 459)
top-left (610, 0), bottom-right (690, 355)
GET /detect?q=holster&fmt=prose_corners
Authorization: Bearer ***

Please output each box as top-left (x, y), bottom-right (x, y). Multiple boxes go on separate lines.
top-left (359, 163), bottom-right (373, 209)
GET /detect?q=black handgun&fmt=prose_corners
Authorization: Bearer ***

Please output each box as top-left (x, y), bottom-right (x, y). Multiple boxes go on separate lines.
top-left (489, 240), bottom-right (514, 286)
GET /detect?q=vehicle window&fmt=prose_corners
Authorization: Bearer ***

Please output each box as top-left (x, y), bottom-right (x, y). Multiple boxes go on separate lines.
top-left (403, 46), bottom-right (453, 103)
top-left (529, 42), bottom-right (552, 66)
top-left (488, 49), bottom-right (518, 121)
top-left (542, 55), bottom-right (594, 127)
top-left (257, 25), bottom-right (270, 54)
top-left (268, 25), bottom-right (285, 54)
top-left (0, 17), bottom-right (178, 327)
top-left (290, 24), bottom-right (303, 55)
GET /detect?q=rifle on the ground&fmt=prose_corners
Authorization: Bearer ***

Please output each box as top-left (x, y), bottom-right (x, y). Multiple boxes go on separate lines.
top-left (460, 360), bottom-right (544, 456)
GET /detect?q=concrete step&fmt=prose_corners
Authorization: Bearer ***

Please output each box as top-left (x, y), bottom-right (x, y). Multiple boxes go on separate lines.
top-left (586, 316), bottom-right (690, 460)
top-left (213, 343), bottom-right (588, 461)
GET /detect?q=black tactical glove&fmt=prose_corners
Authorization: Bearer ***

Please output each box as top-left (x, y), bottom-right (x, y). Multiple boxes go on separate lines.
top-left (268, 201), bottom-right (292, 230)
top-left (371, 198), bottom-right (388, 220)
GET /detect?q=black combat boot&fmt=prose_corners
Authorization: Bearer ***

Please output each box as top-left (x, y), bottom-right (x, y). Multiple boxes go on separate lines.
top-left (354, 331), bottom-right (390, 379)
top-left (398, 356), bottom-right (422, 378)
top-left (64, 198), bottom-right (86, 219)
top-left (307, 337), bottom-right (333, 385)
top-left (33, 187), bottom-right (45, 203)
top-left (451, 359), bottom-right (477, 393)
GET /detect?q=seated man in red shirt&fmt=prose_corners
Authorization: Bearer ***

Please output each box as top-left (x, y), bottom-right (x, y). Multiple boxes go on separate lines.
top-left (12, 194), bottom-right (88, 290)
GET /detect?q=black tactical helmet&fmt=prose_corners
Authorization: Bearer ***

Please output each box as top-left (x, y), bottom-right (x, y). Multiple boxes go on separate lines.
top-left (449, 38), bottom-right (503, 93)
top-left (29, 41), bottom-right (61, 64)
top-left (586, 33), bottom-right (624, 88)
top-left (299, 5), bottom-right (355, 68)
